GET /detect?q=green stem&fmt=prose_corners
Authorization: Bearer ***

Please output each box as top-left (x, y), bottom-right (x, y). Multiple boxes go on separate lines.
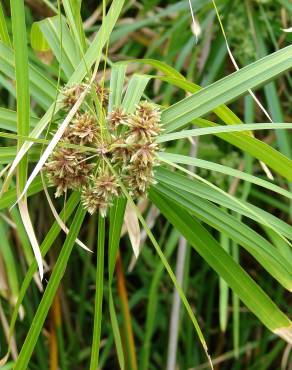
top-left (116, 253), bottom-right (138, 370)
top-left (89, 213), bottom-right (105, 370)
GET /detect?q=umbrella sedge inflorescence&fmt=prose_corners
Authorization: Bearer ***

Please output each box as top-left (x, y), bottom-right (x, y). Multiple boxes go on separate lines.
top-left (45, 83), bottom-right (163, 217)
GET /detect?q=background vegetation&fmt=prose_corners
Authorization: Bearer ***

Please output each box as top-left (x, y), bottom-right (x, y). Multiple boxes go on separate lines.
top-left (0, 0), bottom-right (292, 369)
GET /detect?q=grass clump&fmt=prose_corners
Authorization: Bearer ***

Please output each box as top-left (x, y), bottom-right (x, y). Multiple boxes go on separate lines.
top-left (1, 0), bottom-right (292, 369)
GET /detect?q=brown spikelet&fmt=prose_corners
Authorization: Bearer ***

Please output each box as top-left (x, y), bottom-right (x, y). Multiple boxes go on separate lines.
top-left (125, 163), bottom-right (155, 197)
top-left (81, 170), bottom-right (120, 216)
top-left (45, 146), bottom-right (93, 197)
top-left (111, 136), bottom-right (133, 164)
top-left (62, 83), bottom-right (86, 109)
top-left (107, 107), bottom-right (128, 131)
top-left (136, 101), bottom-right (161, 121)
top-left (67, 112), bottom-right (99, 145)
top-left (93, 170), bottom-right (120, 200)
top-left (124, 102), bottom-right (162, 144)
top-left (81, 186), bottom-right (106, 215)
top-left (130, 142), bottom-right (159, 166)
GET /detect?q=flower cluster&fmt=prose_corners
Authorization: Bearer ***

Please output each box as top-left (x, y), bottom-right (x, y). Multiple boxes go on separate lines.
top-left (45, 147), bottom-right (93, 197)
top-left (64, 112), bottom-right (99, 145)
top-left (62, 83), bottom-right (87, 108)
top-left (81, 170), bottom-right (120, 216)
top-left (110, 101), bottom-right (162, 197)
top-left (45, 83), bottom-right (162, 216)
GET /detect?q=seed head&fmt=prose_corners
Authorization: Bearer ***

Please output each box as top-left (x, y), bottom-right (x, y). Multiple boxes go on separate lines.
top-left (130, 142), bottom-right (159, 166)
top-left (107, 107), bottom-right (128, 131)
top-left (62, 83), bottom-right (86, 109)
top-left (81, 169), bottom-right (120, 216)
top-left (92, 170), bottom-right (120, 200)
top-left (45, 146), bottom-right (93, 197)
top-left (125, 102), bottom-right (162, 144)
top-left (126, 163), bottom-right (155, 197)
top-left (111, 136), bottom-right (133, 164)
top-left (136, 101), bottom-right (161, 122)
top-left (47, 87), bottom-right (162, 215)
top-left (81, 186), bottom-right (108, 216)
top-left (67, 112), bottom-right (99, 145)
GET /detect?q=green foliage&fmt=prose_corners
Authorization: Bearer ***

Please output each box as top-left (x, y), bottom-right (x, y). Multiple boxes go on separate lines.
top-left (0, 1), bottom-right (291, 369)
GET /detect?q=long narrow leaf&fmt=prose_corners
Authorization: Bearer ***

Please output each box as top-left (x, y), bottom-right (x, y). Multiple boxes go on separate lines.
top-left (161, 46), bottom-right (292, 132)
top-left (149, 189), bottom-right (292, 342)
top-left (14, 205), bottom-right (86, 370)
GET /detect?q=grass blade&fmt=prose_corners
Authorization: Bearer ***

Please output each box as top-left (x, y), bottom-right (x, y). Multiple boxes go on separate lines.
top-left (89, 214), bottom-right (105, 370)
top-left (149, 190), bottom-right (292, 341)
top-left (10, 0), bottom-right (43, 279)
top-left (122, 74), bottom-right (150, 112)
top-left (157, 122), bottom-right (292, 143)
top-left (155, 182), bottom-right (292, 290)
top-left (161, 46), bottom-right (292, 132)
top-left (157, 152), bottom-right (292, 201)
top-left (108, 64), bottom-right (127, 112)
top-left (14, 204), bottom-right (86, 370)
top-left (109, 198), bottom-right (127, 370)
top-left (0, 3), bottom-right (11, 47)
top-left (1, 193), bottom-right (79, 362)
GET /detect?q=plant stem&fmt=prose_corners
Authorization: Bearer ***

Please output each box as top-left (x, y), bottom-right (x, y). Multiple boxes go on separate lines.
top-left (49, 294), bottom-right (59, 370)
top-left (89, 213), bottom-right (105, 370)
top-left (166, 236), bottom-right (187, 370)
top-left (116, 252), bottom-right (138, 370)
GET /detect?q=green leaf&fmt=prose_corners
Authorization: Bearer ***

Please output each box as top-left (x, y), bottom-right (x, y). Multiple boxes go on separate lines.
top-left (10, 0), bottom-right (30, 189)
top-left (30, 22), bottom-right (50, 52)
top-left (140, 229), bottom-right (179, 370)
top-left (127, 59), bottom-right (242, 126)
top-left (110, 167), bottom-right (212, 366)
top-left (0, 146), bottom-right (40, 164)
top-left (192, 118), bottom-right (292, 182)
top-left (63, 0), bottom-right (86, 53)
top-left (14, 204), bottom-right (86, 370)
top-left (109, 198), bottom-right (127, 370)
top-left (157, 152), bottom-right (292, 201)
top-left (149, 189), bottom-right (292, 340)
top-left (10, 0), bottom-right (46, 279)
top-left (0, 3), bottom-right (11, 47)
top-left (124, 58), bottom-right (184, 79)
top-left (130, 59), bottom-right (292, 180)
top-left (90, 214), bottom-right (105, 370)
top-left (158, 157), bottom-right (292, 262)
top-left (158, 122), bottom-right (292, 143)
top-left (155, 167), bottom-right (292, 241)
top-left (253, 15), bottom-right (292, 160)
top-left (0, 108), bottom-right (38, 132)
top-left (108, 64), bottom-right (127, 112)
top-left (35, 15), bottom-right (82, 77)
top-left (109, 198), bottom-right (127, 283)
top-left (154, 182), bottom-right (292, 290)
top-left (122, 74), bottom-right (150, 112)
top-left (7, 192), bottom-right (80, 355)
top-left (0, 176), bottom-right (43, 210)
top-left (0, 41), bottom-right (57, 109)
top-left (161, 46), bottom-right (292, 132)
top-left (0, 222), bottom-right (19, 304)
